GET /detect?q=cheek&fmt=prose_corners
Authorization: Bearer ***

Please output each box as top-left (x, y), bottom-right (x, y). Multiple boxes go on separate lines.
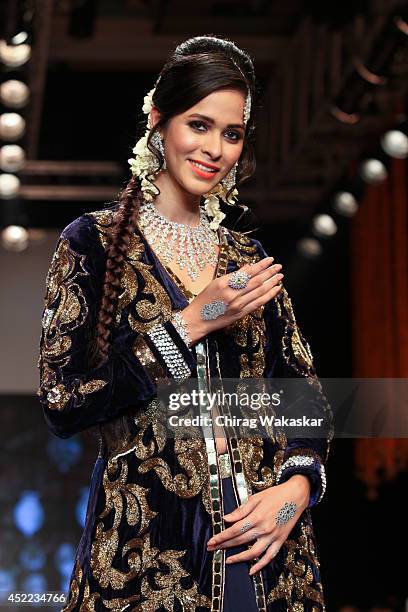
top-left (168, 127), bottom-right (198, 155)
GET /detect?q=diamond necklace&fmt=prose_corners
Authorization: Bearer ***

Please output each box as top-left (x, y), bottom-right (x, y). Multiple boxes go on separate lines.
top-left (137, 200), bottom-right (220, 281)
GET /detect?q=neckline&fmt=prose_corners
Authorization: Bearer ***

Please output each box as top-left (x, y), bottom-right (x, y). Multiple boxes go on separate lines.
top-left (135, 221), bottom-right (229, 303)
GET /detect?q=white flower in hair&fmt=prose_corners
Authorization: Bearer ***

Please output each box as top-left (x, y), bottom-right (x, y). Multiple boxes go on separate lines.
top-left (203, 193), bottom-right (226, 230)
top-left (142, 88), bottom-right (155, 114)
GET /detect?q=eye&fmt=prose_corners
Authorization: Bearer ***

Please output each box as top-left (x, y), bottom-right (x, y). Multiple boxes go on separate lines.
top-left (225, 130), bottom-right (242, 142)
top-left (188, 121), bottom-right (242, 142)
top-left (188, 120), bottom-right (206, 132)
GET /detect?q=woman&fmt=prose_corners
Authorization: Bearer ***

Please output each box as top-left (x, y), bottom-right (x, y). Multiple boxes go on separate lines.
top-left (37, 35), bottom-right (333, 612)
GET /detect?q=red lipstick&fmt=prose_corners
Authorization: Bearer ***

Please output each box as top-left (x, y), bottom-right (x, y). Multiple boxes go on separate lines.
top-left (188, 159), bottom-right (219, 179)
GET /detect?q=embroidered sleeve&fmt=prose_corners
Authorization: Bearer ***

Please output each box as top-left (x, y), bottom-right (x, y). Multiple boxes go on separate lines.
top-left (254, 240), bottom-right (334, 507)
top-left (37, 214), bottom-right (197, 439)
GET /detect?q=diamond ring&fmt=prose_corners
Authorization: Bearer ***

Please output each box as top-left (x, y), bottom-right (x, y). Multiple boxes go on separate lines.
top-left (228, 270), bottom-right (250, 290)
top-left (239, 521), bottom-right (252, 534)
top-left (200, 300), bottom-right (228, 321)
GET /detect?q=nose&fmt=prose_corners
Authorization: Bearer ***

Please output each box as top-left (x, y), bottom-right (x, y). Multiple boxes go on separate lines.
top-left (201, 132), bottom-right (223, 161)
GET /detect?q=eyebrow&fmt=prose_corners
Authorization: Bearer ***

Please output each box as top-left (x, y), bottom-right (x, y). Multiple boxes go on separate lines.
top-left (187, 113), bottom-right (244, 130)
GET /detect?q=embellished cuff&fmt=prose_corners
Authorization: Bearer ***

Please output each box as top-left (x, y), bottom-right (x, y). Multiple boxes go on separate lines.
top-left (142, 319), bottom-right (195, 383)
top-left (275, 455), bottom-right (327, 507)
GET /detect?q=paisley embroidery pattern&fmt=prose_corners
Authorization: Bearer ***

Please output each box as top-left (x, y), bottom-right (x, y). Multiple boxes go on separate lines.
top-left (37, 236), bottom-right (108, 411)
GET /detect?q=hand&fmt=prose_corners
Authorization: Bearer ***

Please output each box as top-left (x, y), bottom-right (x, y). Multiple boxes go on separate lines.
top-left (180, 256), bottom-right (284, 344)
top-left (206, 475), bottom-right (310, 575)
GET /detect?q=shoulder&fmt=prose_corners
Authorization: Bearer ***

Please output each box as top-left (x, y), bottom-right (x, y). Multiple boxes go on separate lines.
top-left (60, 204), bottom-right (119, 253)
top-left (221, 226), bottom-right (270, 259)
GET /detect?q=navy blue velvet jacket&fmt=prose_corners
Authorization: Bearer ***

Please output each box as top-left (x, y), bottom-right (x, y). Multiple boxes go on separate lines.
top-left (37, 205), bottom-right (333, 611)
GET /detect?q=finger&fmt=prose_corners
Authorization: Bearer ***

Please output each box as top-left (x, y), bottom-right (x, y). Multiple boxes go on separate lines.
top-left (241, 281), bottom-right (283, 315)
top-left (238, 256), bottom-right (274, 280)
top-left (211, 527), bottom-right (266, 550)
top-left (236, 263), bottom-right (283, 297)
top-left (225, 537), bottom-right (274, 565)
top-left (237, 272), bottom-right (284, 309)
top-left (207, 506), bottom-right (256, 548)
top-left (248, 540), bottom-right (282, 575)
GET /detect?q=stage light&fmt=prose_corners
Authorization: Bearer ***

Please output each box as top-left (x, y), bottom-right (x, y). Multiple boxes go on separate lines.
top-left (0, 112), bottom-right (26, 140)
top-left (359, 158), bottom-right (388, 183)
top-left (380, 129), bottom-right (408, 159)
top-left (0, 145), bottom-right (26, 172)
top-left (297, 237), bottom-right (323, 258)
top-left (0, 173), bottom-right (20, 198)
top-left (0, 40), bottom-right (31, 67)
top-left (332, 192), bottom-right (359, 217)
top-left (1, 225), bottom-right (29, 252)
top-left (312, 214), bottom-right (338, 237)
top-left (11, 32), bottom-right (29, 45)
top-left (0, 80), bottom-right (30, 109)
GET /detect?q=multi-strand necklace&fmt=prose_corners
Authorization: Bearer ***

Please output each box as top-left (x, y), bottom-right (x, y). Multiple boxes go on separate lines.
top-left (137, 201), bottom-right (220, 281)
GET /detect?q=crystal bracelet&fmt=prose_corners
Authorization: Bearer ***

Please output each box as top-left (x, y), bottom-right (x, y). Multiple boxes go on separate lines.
top-left (170, 311), bottom-right (193, 348)
top-left (146, 322), bottom-right (191, 381)
top-left (276, 455), bottom-right (327, 504)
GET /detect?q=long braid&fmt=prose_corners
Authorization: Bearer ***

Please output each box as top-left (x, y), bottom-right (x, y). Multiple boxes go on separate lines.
top-left (91, 175), bottom-right (142, 368)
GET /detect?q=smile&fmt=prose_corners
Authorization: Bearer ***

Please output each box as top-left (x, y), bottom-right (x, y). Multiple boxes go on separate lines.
top-left (188, 159), bottom-right (219, 179)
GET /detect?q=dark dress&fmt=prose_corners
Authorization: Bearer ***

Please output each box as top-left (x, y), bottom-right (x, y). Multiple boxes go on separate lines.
top-left (37, 204), bottom-right (333, 611)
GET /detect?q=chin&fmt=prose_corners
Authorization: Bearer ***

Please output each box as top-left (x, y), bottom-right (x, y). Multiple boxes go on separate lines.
top-left (182, 177), bottom-right (217, 196)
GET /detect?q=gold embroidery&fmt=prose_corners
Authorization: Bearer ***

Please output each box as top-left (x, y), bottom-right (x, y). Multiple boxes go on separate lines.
top-left (133, 334), bottom-right (167, 383)
top-left (83, 447), bottom-right (211, 610)
top-left (79, 379), bottom-right (108, 395)
top-left (38, 236), bottom-right (108, 411)
top-left (222, 233), bottom-right (267, 378)
top-left (138, 438), bottom-right (212, 514)
top-left (61, 559), bottom-right (82, 611)
top-left (266, 520), bottom-right (325, 610)
top-left (87, 209), bottom-right (173, 332)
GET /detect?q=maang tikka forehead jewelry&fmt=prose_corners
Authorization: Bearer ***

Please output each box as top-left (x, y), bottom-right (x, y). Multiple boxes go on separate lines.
top-left (127, 66), bottom-right (252, 231)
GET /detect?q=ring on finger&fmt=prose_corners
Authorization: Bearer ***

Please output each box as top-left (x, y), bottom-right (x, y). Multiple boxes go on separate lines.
top-left (228, 270), bottom-right (251, 290)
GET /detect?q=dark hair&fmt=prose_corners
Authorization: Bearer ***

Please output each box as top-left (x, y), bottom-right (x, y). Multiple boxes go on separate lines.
top-left (92, 34), bottom-right (259, 367)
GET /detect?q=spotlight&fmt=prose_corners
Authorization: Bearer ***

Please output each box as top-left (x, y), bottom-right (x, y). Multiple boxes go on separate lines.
top-left (0, 80), bottom-right (30, 109)
top-left (0, 173), bottom-right (20, 198)
top-left (380, 130), bottom-right (408, 159)
top-left (11, 32), bottom-right (29, 45)
top-left (332, 192), bottom-right (359, 217)
top-left (0, 145), bottom-right (26, 172)
top-left (359, 158), bottom-right (388, 184)
top-left (297, 237), bottom-right (323, 258)
top-left (1, 225), bottom-right (29, 252)
top-left (312, 214), bottom-right (338, 237)
top-left (0, 40), bottom-right (31, 67)
top-left (0, 112), bottom-right (26, 140)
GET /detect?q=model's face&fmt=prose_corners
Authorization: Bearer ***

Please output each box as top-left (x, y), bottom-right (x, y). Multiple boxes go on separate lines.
top-left (150, 88), bottom-right (246, 196)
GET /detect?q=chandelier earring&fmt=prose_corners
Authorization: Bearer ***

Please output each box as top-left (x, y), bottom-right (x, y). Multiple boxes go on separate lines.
top-left (151, 129), bottom-right (166, 170)
top-left (222, 161), bottom-right (237, 192)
